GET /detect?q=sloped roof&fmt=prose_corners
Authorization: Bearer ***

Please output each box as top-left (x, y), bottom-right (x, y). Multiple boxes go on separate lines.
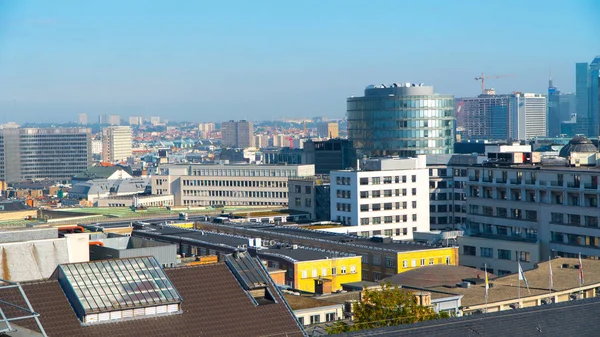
top-left (333, 296), bottom-right (600, 337)
top-left (0, 263), bottom-right (305, 337)
top-left (558, 136), bottom-right (598, 158)
top-left (72, 166), bottom-right (133, 181)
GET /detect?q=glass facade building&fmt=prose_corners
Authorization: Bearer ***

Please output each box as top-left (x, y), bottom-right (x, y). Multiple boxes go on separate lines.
top-left (347, 83), bottom-right (455, 157)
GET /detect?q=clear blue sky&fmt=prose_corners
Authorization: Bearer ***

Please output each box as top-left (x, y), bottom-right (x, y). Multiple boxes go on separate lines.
top-left (0, 0), bottom-right (598, 123)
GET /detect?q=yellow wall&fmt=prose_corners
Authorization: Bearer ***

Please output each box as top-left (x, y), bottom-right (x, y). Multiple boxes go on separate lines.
top-left (396, 247), bottom-right (459, 273)
top-left (295, 256), bottom-right (362, 293)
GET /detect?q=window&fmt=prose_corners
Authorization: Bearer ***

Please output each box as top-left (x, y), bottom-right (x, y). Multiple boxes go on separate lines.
top-left (518, 251), bottom-right (530, 262)
top-left (322, 268), bottom-right (327, 276)
top-left (372, 177), bottom-right (380, 185)
top-left (372, 217), bottom-right (381, 224)
top-left (305, 186), bottom-right (311, 194)
top-left (372, 204), bottom-right (381, 211)
top-left (350, 265), bottom-right (356, 273)
top-left (384, 190), bottom-right (392, 197)
top-left (498, 249), bottom-right (511, 260)
top-left (302, 270), bottom-right (308, 278)
top-left (497, 270), bottom-right (511, 276)
top-left (372, 255), bottom-right (381, 266)
top-left (360, 191), bottom-right (369, 199)
top-left (384, 176), bottom-right (392, 184)
top-left (340, 266), bottom-right (347, 274)
top-left (411, 259), bottom-right (416, 267)
top-left (385, 257), bottom-right (395, 268)
top-left (372, 190), bottom-right (381, 198)
top-left (360, 204), bottom-right (369, 212)
top-left (360, 177), bottom-right (369, 185)
top-left (412, 201), bottom-right (417, 209)
top-left (402, 189), bottom-right (407, 196)
top-left (305, 198), bottom-right (311, 207)
top-left (411, 175), bottom-right (417, 182)
top-left (373, 272), bottom-right (381, 281)
top-left (326, 312), bottom-right (335, 322)
top-left (295, 198), bottom-right (301, 206)
top-left (312, 269), bottom-right (318, 278)
top-left (384, 203), bottom-right (392, 210)
top-left (384, 216), bottom-right (393, 224)
top-left (310, 315), bottom-right (320, 325)
top-left (463, 245), bottom-right (476, 256)
top-left (331, 267), bottom-right (337, 275)
top-left (360, 218), bottom-right (369, 225)
top-left (412, 188), bottom-right (417, 196)
top-left (429, 258), bottom-right (434, 265)
top-left (446, 256), bottom-right (451, 265)
top-left (412, 214), bottom-right (417, 221)
top-left (402, 260), bottom-right (408, 268)
top-left (480, 247), bottom-right (493, 258)
top-left (420, 258), bottom-right (425, 266)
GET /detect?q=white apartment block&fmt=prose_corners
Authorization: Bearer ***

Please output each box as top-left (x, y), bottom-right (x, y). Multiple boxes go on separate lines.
top-left (509, 93), bottom-right (547, 140)
top-left (459, 140), bottom-right (600, 275)
top-left (151, 163), bottom-right (315, 207)
top-left (102, 126), bottom-right (132, 162)
top-left (329, 156), bottom-right (429, 239)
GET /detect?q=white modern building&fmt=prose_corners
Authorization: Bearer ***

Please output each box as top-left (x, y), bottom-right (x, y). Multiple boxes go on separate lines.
top-left (459, 137), bottom-right (600, 275)
top-left (102, 126), bottom-right (132, 162)
top-left (509, 93), bottom-right (547, 140)
top-left (329, 156), bottom-right (429, 239)
top-left (151, 163), bottom-right (315, 207)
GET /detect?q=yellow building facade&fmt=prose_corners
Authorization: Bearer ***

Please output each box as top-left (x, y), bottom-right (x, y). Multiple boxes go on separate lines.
top-left (396, 247), bottom-right (459, 273)
top-left (293, 256), bottom-right (362, 293)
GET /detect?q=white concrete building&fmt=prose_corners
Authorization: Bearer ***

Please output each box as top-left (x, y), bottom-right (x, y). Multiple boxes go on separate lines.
top-left (151, 163), bottom-right (315, 207)
top-left (329, 156), bottom-right (429, 239)
top-left (102, 126), bottom-right (132, 162)
top-left (509, 93), bottom-right (547, 140)
top-left (92, 139), bottom-right (103, 155)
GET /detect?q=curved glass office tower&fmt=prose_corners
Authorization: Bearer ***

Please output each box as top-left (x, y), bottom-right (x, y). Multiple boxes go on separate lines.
top-left (347, 83), bottom-right (455, 157)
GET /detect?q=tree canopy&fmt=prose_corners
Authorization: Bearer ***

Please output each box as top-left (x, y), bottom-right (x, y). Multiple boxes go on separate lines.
top-left (326, 282), bottom-right (450, 334)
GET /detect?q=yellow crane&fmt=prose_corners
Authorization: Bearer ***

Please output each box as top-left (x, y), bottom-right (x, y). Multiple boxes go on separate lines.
top-left (474, 73), bottom-right (514, 94)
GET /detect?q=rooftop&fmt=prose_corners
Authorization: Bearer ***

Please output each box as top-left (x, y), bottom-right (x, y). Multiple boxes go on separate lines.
top-left (258, 246), bottom-right (355, 262)
top-left (429, 257), bottom-right (600, 307)
top-left (283, 294), bottom-right (339, 310)
top-left (1, 262), bottom-right (304, 337)
top-left (383, 265), bottom-right (496, 288)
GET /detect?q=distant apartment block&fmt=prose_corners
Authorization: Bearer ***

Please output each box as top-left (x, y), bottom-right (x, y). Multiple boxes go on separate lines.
top-left (151, 163), bottom-right (315, 207)
top-left (78, 113), bottom-right (88, 125)
top-left (329, 156), bottom-right (429, 239)
top-left (129, 116), bottom-right (142, 126)
top-left (221, 120), bottom-right (254, 148)
top-left (317, 122), bottom-right (339, 138)
top-left (288, 176), bottom-right (331, 221)
top-left (199, 123), bottom-right (215, 138)
top-left (0, 127), bottom-right (92, 183)
top-left (102, 126), bottom-right (132, 162)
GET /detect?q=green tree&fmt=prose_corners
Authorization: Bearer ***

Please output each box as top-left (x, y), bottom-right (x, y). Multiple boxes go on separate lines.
top-left (326, 283), bottom-right (450, 334)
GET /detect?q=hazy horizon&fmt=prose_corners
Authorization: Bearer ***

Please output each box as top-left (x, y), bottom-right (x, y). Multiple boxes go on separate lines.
top-left (0, 0), bottom-right (598, 124)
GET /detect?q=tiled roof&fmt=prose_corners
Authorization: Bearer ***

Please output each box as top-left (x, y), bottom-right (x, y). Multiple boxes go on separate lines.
top-left (333, 296), bottom-right (600, 337)
top-left (1, 263), bottom-right (305, 337)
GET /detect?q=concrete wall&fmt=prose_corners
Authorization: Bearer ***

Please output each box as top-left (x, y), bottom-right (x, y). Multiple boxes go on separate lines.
top-left (0, 227), bottom-right (58, 243)
top-left (0, 239), bottom-right (70, 282)
top-left (0, 209), bottom-right (37, 221)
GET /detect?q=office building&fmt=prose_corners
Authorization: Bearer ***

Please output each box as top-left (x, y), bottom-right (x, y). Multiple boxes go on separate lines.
top-left (254, 134), bottom-right (269, 148)
top-left (151, 163), bottom-right (315, 206)
top-left (288, 176), bottom-right (331, 221)
top-left (347, 82), bottom-right (455, 157)
top-left (329, 156), bottom-right (429, 238)
top-left (317, 121), bottom-right (339, 138)
top-left (576, 57), bottom-right (600, 138)
top-left (303, 139), bottom-right (357, 175)
top-left (590, 56), bottom-right (600, 138)
top-left (461, 92), bottom-right (512, 140)
top-left (261, 148), bottom-right (304, 165)
top-left (459, 139), bottom-right (600, 274)
top-left (78, 113), bottom-right (88, 125)
top-left (427, 154), bottom-right (482, 230)
top-left (510, 93), bottom-right (547, 140)
top-left (102, 126), bottom-right (132, 162)
top-left (150, 116), bottom-right (161, 126)
top-left (221, 120), bottom-right (254, 148)
top-left (547, 78), bottom-right (561, 137)
top-left (0, 127), bottom-right (92, 183)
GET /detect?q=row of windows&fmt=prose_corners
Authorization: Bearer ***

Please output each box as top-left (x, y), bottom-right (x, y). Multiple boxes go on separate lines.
top-left (469, 206), bottom-right (538, 221)
top-left (182, 199), bottom-right (286, 206)
top-left (463, 246), bottom-right (530, 262)
top-left (359, 214), bottom-right (417, 225)
top-left (183, 189), bottom-right (287, 199)
top-left (359, 201), bottom-right (416, 212)
top-left (551, 213), bottom-right (599, 227)
top-left (466, 222), bottom-right (538, 239)
top-left (551, 232), bottom-right (600, 248)
top-left (349, 227), bottom-right (417, 238)
top-left (401, 256), bottom-right (452, 268)
top-left (300, 265), bottom-right (357, 279)
top-left (182, 179), bottom-right (287, 188)
top-left (187, 168), bottom-right (298, 177)
top-left (360, 188), bottom-right (416, 198)
top-left (359, 175), bottom-right (416, 185)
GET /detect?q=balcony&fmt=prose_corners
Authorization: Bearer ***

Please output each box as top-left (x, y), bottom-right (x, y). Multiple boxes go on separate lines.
top-left (509, 179), bottom-right (522, 185)
top-left (469, 177), bottom-right (479, 182)
top-left (524, 179), bottom-right (536, 185)
top-left (584, 183), bottom-right (598, 190)
top-left (567, 182), bottom-right (581, 189)
top-left (550, 181), bottom-right (563, 187)
top-left (495, 178), bottom-right (507, 184)
top-left (482, 177), bottom-right (493, 183)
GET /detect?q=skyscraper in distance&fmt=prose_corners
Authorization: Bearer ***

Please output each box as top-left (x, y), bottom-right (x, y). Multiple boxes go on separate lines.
top-left (547, 76), bottom-right (561, 137)
top-left (317, 122), bottom-right (339, 138)
top-left (347, 82), bottom-right (455, 157)
top-left (221, 120), bottom-right (254, 148)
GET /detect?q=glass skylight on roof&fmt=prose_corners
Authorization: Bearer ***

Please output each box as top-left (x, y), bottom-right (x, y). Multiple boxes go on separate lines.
top-left (55, 256), bottom-right (182, 324)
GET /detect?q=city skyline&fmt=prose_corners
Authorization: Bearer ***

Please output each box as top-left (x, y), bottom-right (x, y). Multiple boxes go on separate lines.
top-left (0, 0), bottom-right (598, 123)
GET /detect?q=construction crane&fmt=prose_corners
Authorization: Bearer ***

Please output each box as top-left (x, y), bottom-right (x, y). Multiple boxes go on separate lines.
top-left (287, 136), bottom-right (294, 149)
top-left (474, 73), bottom-right (514, 94)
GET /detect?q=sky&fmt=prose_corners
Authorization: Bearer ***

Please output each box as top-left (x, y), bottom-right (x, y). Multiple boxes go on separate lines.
top-left (0, 0), bottom-right (598, 124)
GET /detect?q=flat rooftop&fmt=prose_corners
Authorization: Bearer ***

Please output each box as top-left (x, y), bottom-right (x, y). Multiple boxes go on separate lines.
top-left (258, 247), bottom-right (355, 262)
top-left (199, 222), bottom-right (446, 253)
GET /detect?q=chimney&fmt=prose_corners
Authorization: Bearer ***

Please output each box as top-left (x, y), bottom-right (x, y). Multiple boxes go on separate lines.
top-left (315, 279), bottom-right (332, 295)
top-left (413, 292), bottom-right (432, 306)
